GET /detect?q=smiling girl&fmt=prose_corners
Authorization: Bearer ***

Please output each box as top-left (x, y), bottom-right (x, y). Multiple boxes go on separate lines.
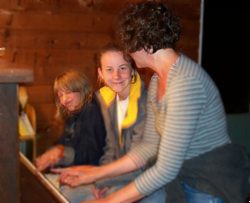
top-left (36, 70), bottom-right (106, 171)
top-left (53, 44), bottom-right (166, 202)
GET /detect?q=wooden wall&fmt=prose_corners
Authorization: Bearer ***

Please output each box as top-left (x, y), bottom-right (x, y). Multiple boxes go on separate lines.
top-left (0, 0), bottom-right (201, 146)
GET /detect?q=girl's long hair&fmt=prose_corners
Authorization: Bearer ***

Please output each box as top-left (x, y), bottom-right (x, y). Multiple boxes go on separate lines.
top-left (54, 70), bottom-right (92, 118)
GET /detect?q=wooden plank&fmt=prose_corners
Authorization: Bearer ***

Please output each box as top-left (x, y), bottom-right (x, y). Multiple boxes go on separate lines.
top-left (171, 3), bottom-right (200, 16)
top-left (2, 49), bottom-right (96, 63)
top-left (0, 84), bottom-right (19, 203)
top-left (0, 10), bottom-right (13, 27)
top-left (181, 19), bottom-right (200, 35)
top-left (4, 51), bottom-right (36, 67)
top-left (25, 85), bottom-right (54, 104)
top-left (0, 49), bottom-right (98, 81)
top-left (0, 68), bottom-right (33, 202)
top-left (20, 153), bottom-right (69, 203)
top-left (5, 29), bottom-right (111, 49)
top-left (0, 68), bottom-right (33, 83)
top-left (42, 66), bottom-right (96, 83)
top-left (19, 0), bottom-right (82, 12)
top-left (0, 1), bottom-right (19, 9)
top-left (35, 103), bottom-right (57, 129)
top-left (0, 0), bottom-right (83, 11)
top-left (11, 11), bottom-right (114, 33)
top-left (42, 49), bottom-right (95, 65)
top-left (178, 34), bottom-right (199, 48)
top-left (0, 0), bottom-right (127, 13)
top-left (96, 0), bottom-right (131, 13)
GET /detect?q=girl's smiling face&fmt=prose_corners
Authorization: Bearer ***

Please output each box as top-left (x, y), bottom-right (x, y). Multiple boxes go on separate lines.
top-left (98, 50), bottom-right (133, 99)
top-left (57, 90), bottom-right (81, 112)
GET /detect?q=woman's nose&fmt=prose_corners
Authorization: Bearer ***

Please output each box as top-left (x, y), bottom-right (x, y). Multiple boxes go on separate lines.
top-left (60, 94), bottom-right (68, 105)
top-left (112, 69), bottom-right (120, 79)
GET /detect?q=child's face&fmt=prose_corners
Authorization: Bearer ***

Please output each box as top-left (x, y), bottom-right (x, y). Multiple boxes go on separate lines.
top-left (98, 51), bottom-right (132, 99)
top-left (57, 90), bottom-right (81, 112)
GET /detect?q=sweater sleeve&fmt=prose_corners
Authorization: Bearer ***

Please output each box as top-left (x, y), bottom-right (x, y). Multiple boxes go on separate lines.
top-left (127, 78), bottom-right (160, 168)
top-left (129, 76), bottom-right (207, 195)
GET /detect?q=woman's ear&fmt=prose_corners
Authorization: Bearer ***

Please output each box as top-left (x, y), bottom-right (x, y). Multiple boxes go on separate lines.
top-left (97, 67), bottom-right (104, 87)
top-left (131, 69), bottom-right (136, 83)
top-left (97, 67), bottom-right (103, 79)
top-left (131, 69), bottom-right (135, 76)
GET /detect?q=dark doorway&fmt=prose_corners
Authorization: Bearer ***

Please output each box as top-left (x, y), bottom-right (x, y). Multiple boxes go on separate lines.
top-left (201, 0), bottom-right (249, 113)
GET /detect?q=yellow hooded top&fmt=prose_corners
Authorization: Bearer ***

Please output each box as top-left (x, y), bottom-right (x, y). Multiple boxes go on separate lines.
top-left (99, 72), bottom-right (142, 129)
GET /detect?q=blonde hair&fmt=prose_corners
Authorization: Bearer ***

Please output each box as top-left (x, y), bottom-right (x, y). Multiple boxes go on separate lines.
top-left (54, 70), bottom-right (92, 118)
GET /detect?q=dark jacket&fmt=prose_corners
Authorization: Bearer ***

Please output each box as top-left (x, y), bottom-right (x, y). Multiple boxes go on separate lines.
top-left (57, 95), bottom-right (106, 166)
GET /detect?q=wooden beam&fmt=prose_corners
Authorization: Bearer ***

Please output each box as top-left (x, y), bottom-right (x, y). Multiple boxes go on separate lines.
top-left (0, 68), bottom-right (33, 202)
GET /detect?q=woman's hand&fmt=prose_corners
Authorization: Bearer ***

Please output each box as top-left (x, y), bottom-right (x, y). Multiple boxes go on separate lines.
top-left (52, 165), bottom-right (96, 174)
top-left (35, 145), bottom-right (64, 171)
top-left (51, 165), bottom-right (99, 187)
top-left (92, 186), bottom-right (109, 199)
top-left (82, 182), bottom-right (142, 203)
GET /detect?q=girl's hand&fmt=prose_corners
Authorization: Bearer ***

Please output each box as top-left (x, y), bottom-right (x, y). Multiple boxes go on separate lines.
top-left (51, 165), bottom-right (96, 174)
top-left (92, 187), bottom-right (109, 199)
top-left (51, 165), bottom-right (99, 187)
top-left (35, 145), bottom-right (64, 171)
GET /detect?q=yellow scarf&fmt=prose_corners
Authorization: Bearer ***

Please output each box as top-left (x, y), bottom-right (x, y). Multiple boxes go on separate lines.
top-left (99, 72), bottom-right (142, 129)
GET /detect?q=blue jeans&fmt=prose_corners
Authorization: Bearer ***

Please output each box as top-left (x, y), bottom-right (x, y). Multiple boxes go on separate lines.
top-left (140, 187), bottom-right (166, 203)
top-left (104, 184), bottom-right (166, 203)
top-left (61, 184), bottom-right (95, 203)
top-left (60, 183), bottom-right (166, 203)
top-left (182, 182), bottom-right (224, 203)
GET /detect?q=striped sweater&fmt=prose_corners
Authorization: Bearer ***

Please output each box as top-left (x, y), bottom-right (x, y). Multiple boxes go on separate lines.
top-left (127, 54), bottom-right (231, 195)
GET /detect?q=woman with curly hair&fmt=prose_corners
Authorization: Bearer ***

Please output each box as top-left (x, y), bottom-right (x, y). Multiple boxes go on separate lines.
top-left (55, 2), bottom-right (249, 203)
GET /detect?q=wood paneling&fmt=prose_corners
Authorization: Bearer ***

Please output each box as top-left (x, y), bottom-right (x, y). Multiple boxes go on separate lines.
top-left (5, 30), bottom-right (111, 49)
top-left (26, 85), bottom-right (54, 103)
top-left (0, 0), bottom-right (201, 141)
top-left (10, 12), bottom-right (113, 33)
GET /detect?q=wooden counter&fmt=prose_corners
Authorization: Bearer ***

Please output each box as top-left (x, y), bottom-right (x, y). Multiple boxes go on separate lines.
top-left (0, 68), bottom-right (33, 203)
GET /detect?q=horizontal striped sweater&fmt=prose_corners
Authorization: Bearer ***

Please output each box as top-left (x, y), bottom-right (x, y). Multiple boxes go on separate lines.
top-left (127, 54), bottom-right (231, 195)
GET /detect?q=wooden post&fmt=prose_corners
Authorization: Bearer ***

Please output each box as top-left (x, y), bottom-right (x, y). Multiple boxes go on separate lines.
top-left (0, 68), bottom-right (33, 203)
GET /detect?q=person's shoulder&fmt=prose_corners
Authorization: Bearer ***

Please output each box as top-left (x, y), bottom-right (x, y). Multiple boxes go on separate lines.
top-left (84, 95), bottom-right (103, 114)
top-left (175, 54), bottom-right (206, 80)
top-left (91, 94), bottom-right (101, 107)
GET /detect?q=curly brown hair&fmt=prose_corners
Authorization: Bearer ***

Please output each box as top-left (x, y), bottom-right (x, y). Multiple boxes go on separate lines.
top-left (117, 1), bottom-right (181, 53)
